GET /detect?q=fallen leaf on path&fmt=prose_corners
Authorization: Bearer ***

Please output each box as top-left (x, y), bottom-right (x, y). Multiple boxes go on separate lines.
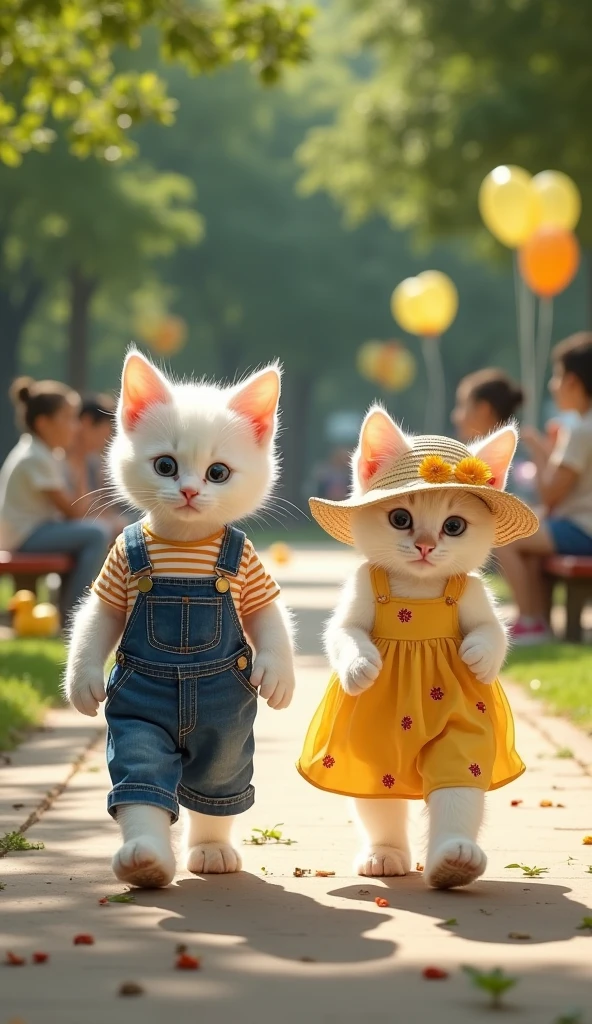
top-left (315, 870), bottom-right (335, 877)
top-left (511, 800), bottom-right (523, 807)
top-left (423, 967), bottom-right (448, 979)
top-left (358, 889), bottom-right (369, 895)
top-left (416, 862), bottom-right (424, 872)
top-left (119, 982), bottom-right (144, 996)
top-left (576, 917), bottom-right (592, 931)
top-left (99, 893), bottom-right (135, 904)
top-left (32, 952), bottom-right (49, 963)
top-left (73, 934), bottom-right (95, 945)
top-left (582, 836), bottom-right (592, 846)
top-left (374, 897), bottom-right (389, 908)
top-left (444, 918), bottom-right (458, 926)
top-left (293, 867), bottom-right (311, 877)
top-left (175, 953), bottom-right (201, 970)
top-left (508, 932), bottom-right (531, 940)
top-left (5, 952), bottom-right (25, 966)
top-left (539, 800), bottom-right (553, 807)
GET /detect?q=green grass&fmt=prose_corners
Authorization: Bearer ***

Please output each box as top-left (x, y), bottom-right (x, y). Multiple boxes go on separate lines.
top-left (0, 639), bottom-right (66, 752)
top-left (504, 644), bottom-right (592, 731)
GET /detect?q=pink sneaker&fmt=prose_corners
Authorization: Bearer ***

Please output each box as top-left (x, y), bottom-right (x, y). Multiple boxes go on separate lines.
top-left (509, 618), bottom-right (552, 646)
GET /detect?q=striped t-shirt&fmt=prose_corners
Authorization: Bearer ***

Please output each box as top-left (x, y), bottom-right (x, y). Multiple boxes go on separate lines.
top-left (92, 525), bottom-right (280, 623)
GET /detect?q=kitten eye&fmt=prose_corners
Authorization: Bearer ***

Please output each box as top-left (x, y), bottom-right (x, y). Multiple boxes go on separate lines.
top-left (442, 516), bottom-right (467, 537)
top-left (389, 508), bottom-right (413, 530)
top-left (206, 462), bottom-right (231, 484)
top-left (153, 455), bottom-right (178, 478)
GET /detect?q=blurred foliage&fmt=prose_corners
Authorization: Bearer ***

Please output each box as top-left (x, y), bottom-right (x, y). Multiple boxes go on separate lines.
top-left (0, 0), bottom-right (313, 165)
top-left (298, 0), bottom-right (592, 246)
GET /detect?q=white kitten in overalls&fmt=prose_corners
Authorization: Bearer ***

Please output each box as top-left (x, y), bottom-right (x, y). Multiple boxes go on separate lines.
top-left (65, 351), bottom-right (295, 887)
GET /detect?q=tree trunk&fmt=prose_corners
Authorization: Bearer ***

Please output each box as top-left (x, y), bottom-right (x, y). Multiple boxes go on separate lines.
top-left (67, 266), bottom-right (97, 392)
top-left (0, 278), bottom-right (44, 461)
top-left (278, 369), bottom-right (314, 513)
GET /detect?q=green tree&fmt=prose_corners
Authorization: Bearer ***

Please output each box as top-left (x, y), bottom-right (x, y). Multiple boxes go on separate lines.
top-left (298, 0), bottom-right (592, 247)
top-left (0, 0), bottom-right (313, 165)
top-left (0, 149), bottom-right (201, 454)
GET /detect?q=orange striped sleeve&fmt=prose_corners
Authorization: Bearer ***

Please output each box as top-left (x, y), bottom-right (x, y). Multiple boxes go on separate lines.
top-left (241, 541), bottom-right (280, 618)
top-left (92, 535), bottom-right (128, 613)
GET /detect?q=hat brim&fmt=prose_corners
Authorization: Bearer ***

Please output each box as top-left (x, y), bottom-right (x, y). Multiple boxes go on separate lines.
top-left (309, 479), bottom-right (538, 548)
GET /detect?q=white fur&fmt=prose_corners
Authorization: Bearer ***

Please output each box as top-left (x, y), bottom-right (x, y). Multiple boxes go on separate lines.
top-left (326, 408), bottom-right (515, 888)
top-left (65, 350), bottom-right (296, 885)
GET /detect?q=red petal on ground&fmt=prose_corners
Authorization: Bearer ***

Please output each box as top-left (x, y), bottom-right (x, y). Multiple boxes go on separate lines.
top-left (422, 966), bottom-right (449, 980)
top-left (175, 954), bottom-right (201, 970)
top-left (73, 934), bottom-right (95, 945)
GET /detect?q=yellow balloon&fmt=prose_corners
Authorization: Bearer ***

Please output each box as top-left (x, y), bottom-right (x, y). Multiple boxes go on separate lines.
top-left (531, 170), bottom-right (581, 231)
top-left (479, 165), bottom-right (540, 248)
top-left (392, 271), bottom-right (458, 337)
top-left (377, 345), bottom-right (416, 391)
top-left (357, 341), bottom-right (384, 382)
top-left (390, 277), bottom-right (427, 335)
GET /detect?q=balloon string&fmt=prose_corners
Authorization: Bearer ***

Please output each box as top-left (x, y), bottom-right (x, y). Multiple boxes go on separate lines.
top-left (421, 336), bottom-right (445, 434)
top-left (534, 297), bottom-right (554, 424)
top-left (513, 254), bottom-right (537, 426)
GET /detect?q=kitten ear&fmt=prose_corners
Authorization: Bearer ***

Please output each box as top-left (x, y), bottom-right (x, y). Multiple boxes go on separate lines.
top-left (470, 425), bottom-right (517, 490)
top-left (228, 366), bottom-right (281, 445)
top-left (119, 350), bottom-right (171, 432)
top-left (354, 407), bottom-right (411, 489)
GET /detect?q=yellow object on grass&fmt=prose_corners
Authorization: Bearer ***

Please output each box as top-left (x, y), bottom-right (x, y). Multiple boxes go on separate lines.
top-left (9, 590), bottom-right (60, 638)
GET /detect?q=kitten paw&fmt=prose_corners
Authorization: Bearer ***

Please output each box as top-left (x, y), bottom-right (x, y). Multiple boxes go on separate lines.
top-left (355, 845), bottom-right (410, 877)
top-left (341, 647), bottom-right (382, 696)
top-left (67, 671), bottom-right (106, 717)
top-left (187, 842), bottom-right (242, 874)
top-left (113, 838), bottom-right (175, 888)
top-left (425, 839), bottom-right (487, 889)
top-left (459, 635), bottom-right (500, 684)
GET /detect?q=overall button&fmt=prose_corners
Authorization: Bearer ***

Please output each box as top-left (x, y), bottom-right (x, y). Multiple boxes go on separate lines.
top-left (236, 655), bottom-right (248, 671)
top-left (116, 651), bottom-right (125, 666)
top-left (137, 577), bottom-right (153, 593)
top-left (215, 576), bottom-right (230, 593)
top-left (445, 596), bottom-right (456, 606)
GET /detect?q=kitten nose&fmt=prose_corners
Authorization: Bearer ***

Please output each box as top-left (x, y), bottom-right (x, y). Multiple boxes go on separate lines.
top-left (415, 542), bottom-right (435, 558)
top-left (180, 486), bottom-right (199, 501)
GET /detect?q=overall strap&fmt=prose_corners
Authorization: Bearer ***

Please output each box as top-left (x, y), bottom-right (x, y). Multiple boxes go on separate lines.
top-left (123, 522), bottom-right (153, 578)
top-left (215, 525), bottom-right (246, 576)
top-left (443, 574), bottom-right (467, 603)
top-left (369, 565), bottom-right (390, 603)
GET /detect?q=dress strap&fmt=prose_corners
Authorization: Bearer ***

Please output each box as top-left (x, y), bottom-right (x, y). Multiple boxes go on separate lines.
top-left (215, 525), bottom-right (246, 576)
top-left (123, 522), bottom-right (153, 579)
top-left (443, 574), bottom-right (467, 603)
top-left (370, 565), bottom-right (390, 603)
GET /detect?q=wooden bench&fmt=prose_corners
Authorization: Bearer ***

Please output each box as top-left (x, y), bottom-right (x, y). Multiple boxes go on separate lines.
top-left (0, 551), bottom-right (74, 595)
top-left (543, 555), bottom-right (592, 643)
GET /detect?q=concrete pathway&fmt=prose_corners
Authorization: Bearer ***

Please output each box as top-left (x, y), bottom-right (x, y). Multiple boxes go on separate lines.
top-left (2, 550), bottom-right (592, 1024)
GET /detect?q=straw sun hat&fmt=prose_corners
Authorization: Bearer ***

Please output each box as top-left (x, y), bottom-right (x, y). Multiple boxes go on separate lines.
top-left (309, 433), bottom-right (538, 548)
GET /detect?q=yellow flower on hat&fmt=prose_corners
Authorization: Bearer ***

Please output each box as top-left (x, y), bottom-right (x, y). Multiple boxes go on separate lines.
top-left (418, 455), bottom-right (453, 484)
top-left (454, 456), bottom-right (493, 486)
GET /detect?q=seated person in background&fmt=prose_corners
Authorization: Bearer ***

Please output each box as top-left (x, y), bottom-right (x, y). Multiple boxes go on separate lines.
top-left (496, 332), bottom-right (592, 644)
top-left (452, 367), bottom-right (524, 442)
top-left (66, 393), bottom-right (127, 540)
top-left (0, 377), bottom-right (109, 622)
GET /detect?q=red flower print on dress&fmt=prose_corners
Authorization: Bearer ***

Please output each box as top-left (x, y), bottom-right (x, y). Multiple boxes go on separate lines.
top-left (468, 763), bottom-right (482, 778)
top-left (401, 716), bottom-right (413, 731)
top-left (430, 687), bottom-right (444, 701)
top-left (398, 608), bottom-right (412, 623)
top-left (476, 701), bottom-right (487, 713)
top-left (322, 755), bottom-right (335, 769)
top-left (382, 773), bottom-right (396, 789)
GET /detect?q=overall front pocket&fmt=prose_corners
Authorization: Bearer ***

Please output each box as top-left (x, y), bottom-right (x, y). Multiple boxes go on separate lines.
top-left (147, 596), bottom-right (222, 654)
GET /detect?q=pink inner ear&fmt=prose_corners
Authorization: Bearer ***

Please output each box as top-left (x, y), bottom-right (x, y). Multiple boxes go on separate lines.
top-left (121, 355), bottom-right (170, 431)
top-left (357, 410), bottom-right (410, 487)
top-left (229, 370), bottom-right (280, 443)
top-left (472, 429), bottom-right (517, 490)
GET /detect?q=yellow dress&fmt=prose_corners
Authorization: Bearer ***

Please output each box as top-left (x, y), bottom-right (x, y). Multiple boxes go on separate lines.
top-left (298, 569), bottom-right (524, 800)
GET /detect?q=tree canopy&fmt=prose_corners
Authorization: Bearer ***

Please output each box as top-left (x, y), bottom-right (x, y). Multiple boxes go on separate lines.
top-left (0, 0), bottom-right (313, 165)
top-left (298, 0), bottom-right (592, 245)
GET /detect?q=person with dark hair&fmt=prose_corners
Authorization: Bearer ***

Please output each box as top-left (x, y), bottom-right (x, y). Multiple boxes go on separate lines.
top-left (68, 393), bottom-right (115, 494)
top-left (452, 368), bottom-right (524, 442)
top-left (496, 332), bottom-right (592, 644)
top-left (0, 377), bottom-right (109, 621)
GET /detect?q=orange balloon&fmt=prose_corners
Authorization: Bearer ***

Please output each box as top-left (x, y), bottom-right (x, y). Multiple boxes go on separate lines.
top-left (150, 316), bottom-right (187, 355)
top-left (519, 228), bottom-right (580, 298)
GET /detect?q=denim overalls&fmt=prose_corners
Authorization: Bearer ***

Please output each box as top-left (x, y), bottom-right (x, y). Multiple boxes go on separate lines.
top-left (105, 522), bottom-right (257, 822)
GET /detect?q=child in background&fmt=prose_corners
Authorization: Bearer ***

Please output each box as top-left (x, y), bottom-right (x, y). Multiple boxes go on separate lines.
top-left (0, 378), bottom-right (109, 621)
top-left (452, 368), bottom-right (524, 442)
top-left (496, 333), bottom-right (592, 644)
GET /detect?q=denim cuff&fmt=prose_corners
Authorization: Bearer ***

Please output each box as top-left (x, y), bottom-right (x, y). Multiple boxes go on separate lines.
top-left (177, 782), bottom-right (255, 817)
top-left (107, 782), bottom-right (179, 823)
